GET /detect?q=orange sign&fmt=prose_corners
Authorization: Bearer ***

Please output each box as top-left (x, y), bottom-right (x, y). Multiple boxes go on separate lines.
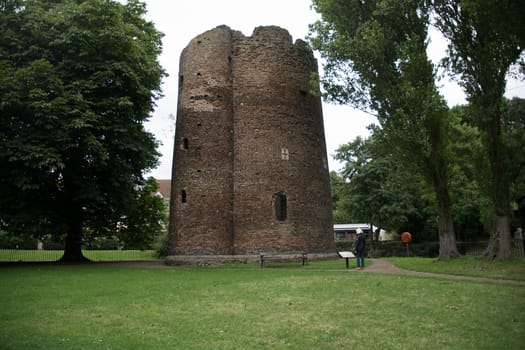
top-left (401, 232), bottom-right (412, 243)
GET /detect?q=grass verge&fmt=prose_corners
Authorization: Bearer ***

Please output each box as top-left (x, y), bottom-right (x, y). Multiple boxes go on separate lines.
top-left (0, 249), bottom-right (160, 262)
top-left (388, 256), bottom-right (525, 281)
top-left (1, 263), bottom-right (524, 349)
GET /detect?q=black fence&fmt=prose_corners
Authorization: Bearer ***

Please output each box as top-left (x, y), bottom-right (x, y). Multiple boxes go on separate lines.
top-left (335, 239), bottom-right (525, 258)
top-left (457, 240), bottom-right (524, 257)
top-left (2, 240), bottom-right (523, 262)
top-left (0, 249), bottom-right (159, 262)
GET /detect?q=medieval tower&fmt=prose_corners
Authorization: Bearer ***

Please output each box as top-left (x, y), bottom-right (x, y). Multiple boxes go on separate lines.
top-left (168, 26), bottom-right (334, 259)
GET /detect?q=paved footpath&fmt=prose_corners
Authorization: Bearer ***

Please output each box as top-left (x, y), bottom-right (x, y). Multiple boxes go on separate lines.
top-left (364, 259), bottom-right (525, 286)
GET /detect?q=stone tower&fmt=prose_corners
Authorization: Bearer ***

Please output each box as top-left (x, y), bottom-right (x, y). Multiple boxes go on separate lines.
top-left (168, 25), bottom-right (334, 258)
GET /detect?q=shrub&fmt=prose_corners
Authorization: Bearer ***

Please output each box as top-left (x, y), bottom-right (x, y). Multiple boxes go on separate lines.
top-left (154, 233), bottom-right (169, 258)
top-left (0, 231), bottom-right (38, 249)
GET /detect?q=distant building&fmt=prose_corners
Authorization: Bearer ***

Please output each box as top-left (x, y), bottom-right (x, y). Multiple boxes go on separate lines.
top-left (154, 179), bottom-right (171, 207)
top-left (334, 224), bottom-right (377, 241)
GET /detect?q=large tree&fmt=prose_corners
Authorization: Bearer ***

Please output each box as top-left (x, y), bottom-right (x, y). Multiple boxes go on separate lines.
top-left (309, 0), bottom-right (460, 259)
top-left (330, 171), bottom-right (354, 224)
top-left (432, 0), bottom-right (525, 259)
top-left (0, 0), bottom-right (165, 261)
top-left (333, 134), bottom-right (433, 240)
top-left (504, 98), bottom-right (525, 213)
top-left (447, 105), bottom-right (488, 241)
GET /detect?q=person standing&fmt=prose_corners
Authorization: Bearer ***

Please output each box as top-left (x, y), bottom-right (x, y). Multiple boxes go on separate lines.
top-left (355, 228), bottom-right (366, 270)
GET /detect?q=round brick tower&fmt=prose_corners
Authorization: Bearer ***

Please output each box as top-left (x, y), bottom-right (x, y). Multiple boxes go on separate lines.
top-left (169, 26), bottom-right (334, 257)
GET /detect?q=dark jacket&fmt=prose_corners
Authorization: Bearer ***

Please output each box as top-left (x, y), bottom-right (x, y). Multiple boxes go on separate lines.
top-left (355, 235), bottom-right (366, 254)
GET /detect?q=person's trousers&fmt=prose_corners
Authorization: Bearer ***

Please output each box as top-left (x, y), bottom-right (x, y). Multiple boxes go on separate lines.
top-left (356, 253), bottom-right (364, 268)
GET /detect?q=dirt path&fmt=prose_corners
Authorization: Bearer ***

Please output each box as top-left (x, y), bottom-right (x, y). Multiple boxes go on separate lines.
top-left (365, 259), bottom-right (525, 286)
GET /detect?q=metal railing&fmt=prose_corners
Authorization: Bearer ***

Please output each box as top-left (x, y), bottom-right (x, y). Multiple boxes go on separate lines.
top-left (457, 239), bottom-right (524, 257)
top-left (0, 249), bottom-right (160, 262)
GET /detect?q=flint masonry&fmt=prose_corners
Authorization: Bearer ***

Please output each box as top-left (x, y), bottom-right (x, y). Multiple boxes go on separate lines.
top-left (168, 25), bottom-right (334, 256)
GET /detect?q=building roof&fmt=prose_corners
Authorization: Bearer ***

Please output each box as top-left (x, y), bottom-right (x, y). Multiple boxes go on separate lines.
top-left (334, 223), bottom-right (377, 232)
top-left (155, 179), bottom-right (171, 199)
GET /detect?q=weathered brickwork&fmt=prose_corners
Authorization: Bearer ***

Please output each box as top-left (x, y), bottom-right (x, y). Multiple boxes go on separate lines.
top-left (168, 25), bottom-right (334, 256)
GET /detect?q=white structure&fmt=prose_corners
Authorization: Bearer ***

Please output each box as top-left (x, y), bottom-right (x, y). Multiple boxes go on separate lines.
top-left (333, 224), bottom-right (377, 241)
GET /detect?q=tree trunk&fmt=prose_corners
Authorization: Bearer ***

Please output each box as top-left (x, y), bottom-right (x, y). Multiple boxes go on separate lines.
top-left (431, 186), bottom-right (461, 261)
top-left (427, 118), bottom-right (460, 261)
top-left (58, 203), bottom-right (90, 263)
top-left (437, 211), bottom-right (460, 261)
top-left (60, 232), bottom-right (89, 263)
top-left (483, 217), bottom-right (497, 259)
top-left (489, 145), bottom-right (512, 260)
top-left (484, 216), bottom-right (512, 260)
top-left (495, 215), bottom-right (512, 260)
top-left (436, 183), bottom-right (460, 260)
top-left (484, 94), bottom-right (512, 260)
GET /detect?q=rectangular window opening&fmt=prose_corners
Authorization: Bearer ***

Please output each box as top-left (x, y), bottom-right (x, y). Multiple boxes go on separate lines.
top-left (274, 192), bottom-right (287, 221)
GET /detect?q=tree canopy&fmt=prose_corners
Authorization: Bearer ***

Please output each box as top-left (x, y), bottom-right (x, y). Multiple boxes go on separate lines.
top-left (331, 134), bottom-right (433, 240)
top-left (310, 0), bottom-right (525, 260)
top-left (330, 103), bottom-right (516, 243)
top-left (0, 0), bottom-right (166, 261)
top-left (432, 0), bottom-right (525, 259)
top-left (309, 0), bottom-right (460, 259)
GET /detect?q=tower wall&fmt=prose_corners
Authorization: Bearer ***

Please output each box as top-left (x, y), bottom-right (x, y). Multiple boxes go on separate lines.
top-left (231, 27), bottom-right (334, 253)
top-left (169, 26), bottom-right (234, 254)
top-left (169, 26), bottom-right (334, 255)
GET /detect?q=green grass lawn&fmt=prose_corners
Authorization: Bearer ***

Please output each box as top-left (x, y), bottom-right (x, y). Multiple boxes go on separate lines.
top-left (388, 256), bottom-right (525, 281)
top-left (1, 262), bottom-right (524, 349)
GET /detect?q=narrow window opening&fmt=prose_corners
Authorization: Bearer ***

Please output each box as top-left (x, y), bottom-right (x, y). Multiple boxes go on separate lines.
top-left (181, 190), bottom-right (187, 203)
top-left (182, 138), bottom-right (189, 150)
top-left (179, 75), bottom-right (184, 86)
top-left (299, 89), bottom-right (307, 97)
top-left (274, 193), bottom-right (287, 221)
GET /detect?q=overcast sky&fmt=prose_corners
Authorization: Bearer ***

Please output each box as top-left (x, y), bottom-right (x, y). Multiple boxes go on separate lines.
top-left (139, 0), bottom-right (523, 179)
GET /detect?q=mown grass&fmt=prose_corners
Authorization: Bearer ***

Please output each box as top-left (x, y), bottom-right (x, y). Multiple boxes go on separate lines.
top-left (1, 263), bottom-right (524, 349)
top-left (0, 249), bottom-right (160, 262)
top-left (388, 256), bottom-right (525, 281)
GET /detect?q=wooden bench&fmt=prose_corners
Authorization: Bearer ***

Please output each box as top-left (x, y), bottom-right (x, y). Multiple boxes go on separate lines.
top-left (337, 251), bottom-right (355, 269)
top-left (259, 251), bottom-right (308, 268)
